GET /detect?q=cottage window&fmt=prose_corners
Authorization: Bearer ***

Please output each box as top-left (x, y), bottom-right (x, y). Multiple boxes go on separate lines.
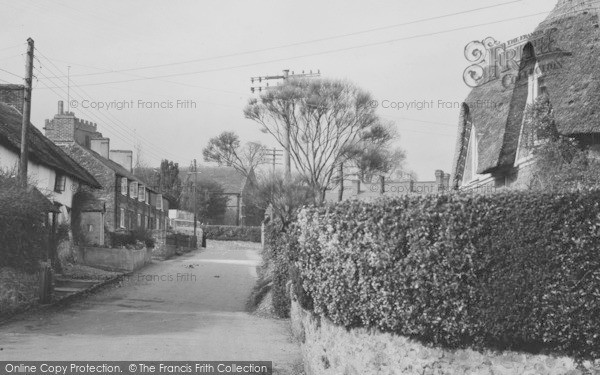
top-left (516, 61), bottom-right (543, 164)
top-left (54, 174), bottom-right (67, 193)
top-left (120, 208), bottom-right (125, 228)
top-left (130, 182), bottom-right (138, 198)
top-left (145, 190), bottom-right (150, 204)
top-left (138, 185), bottom-right (145, 202)
top-left (120, 178), bottom-right (128, 195)
top-left (137, 213), bottom-right (142, 227)
top-left (157, 194), bottom-right (163, 210)
top-left (470, 128), bottom-right (478, 181)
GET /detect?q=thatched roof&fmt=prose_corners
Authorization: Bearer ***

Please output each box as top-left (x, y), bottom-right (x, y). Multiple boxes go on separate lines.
top-left (0, 102), bottom-right (101, 188)
top-left (452, 0), bottom-right (600, 185)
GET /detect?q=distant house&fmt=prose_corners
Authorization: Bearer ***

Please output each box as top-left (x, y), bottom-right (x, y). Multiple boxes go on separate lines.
top-left (0, 87), bottom-right (101, 225)
top-left (182, 166), bottom-right (260, 226)
top-left (325, 170), bottom-right (452, 202)
top-left (452, 0), bottom-right (600, 190)
top-left (44, 101), bottom-right (169, 245)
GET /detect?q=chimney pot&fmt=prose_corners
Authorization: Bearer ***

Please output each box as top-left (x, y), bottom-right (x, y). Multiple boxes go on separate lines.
top-left (58, 101), bottom-right (64, 115)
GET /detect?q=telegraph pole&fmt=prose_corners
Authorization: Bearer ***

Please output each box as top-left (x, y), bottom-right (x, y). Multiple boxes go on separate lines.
top-left (250, 69), bottom-right (320, 181)
top-left (262, 148), bottom-right (283, 175)
top-left (19, 38), bottom-right (34, 186)
top-left (193, 159), bottom-right (198, 239)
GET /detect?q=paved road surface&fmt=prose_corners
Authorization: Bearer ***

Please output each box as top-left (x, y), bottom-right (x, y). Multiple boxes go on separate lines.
top-left (0, 241), bottom-right (302, 374)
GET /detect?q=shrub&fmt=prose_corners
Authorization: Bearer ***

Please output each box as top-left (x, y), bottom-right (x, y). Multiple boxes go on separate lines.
top-left (110, 231), bottom-right (134, 248)
top-left (0, 176), bottom-right (49, 273)
top-left (201, 225), bottom-right (261, 243)
top-left (295, 190), bottom-right (600, 360)
top-left (262, 219), bottom-right (308, 317)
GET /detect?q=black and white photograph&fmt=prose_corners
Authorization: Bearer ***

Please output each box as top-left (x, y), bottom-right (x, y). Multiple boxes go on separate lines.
top-left (0, 0), bottom-right (599, 374)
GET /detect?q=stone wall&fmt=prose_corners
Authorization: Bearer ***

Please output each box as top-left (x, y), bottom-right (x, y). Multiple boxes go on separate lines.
top-left (290, 297), bottom-right (599, 375)
top-left (76, 247), bottom-right (151, 272)
top-left (0, 267), bottom-right (40, 316)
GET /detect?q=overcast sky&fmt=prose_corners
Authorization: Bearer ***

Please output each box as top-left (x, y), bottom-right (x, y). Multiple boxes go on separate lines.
top-left (0, 0), bottom-right (555, 179)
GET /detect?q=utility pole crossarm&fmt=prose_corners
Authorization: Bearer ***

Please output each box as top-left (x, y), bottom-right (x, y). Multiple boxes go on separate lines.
top-left (249, 69), bottom-right (321, 181)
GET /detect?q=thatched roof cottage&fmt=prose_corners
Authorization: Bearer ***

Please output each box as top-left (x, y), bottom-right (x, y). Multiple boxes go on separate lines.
top-left (452, 0), bottom-right (600, 190)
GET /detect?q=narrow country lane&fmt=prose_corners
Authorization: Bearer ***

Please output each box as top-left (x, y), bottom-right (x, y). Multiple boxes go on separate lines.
top-left (0, 242), bottom-right (302, 374)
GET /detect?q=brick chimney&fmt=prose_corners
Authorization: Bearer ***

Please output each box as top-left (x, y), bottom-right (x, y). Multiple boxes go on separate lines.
top-left (0, 84), bottom-right (24, 113)
top-left (435, 170), bottom-right (444, 192)
top-left (443, 173), bottom-right (451, 192)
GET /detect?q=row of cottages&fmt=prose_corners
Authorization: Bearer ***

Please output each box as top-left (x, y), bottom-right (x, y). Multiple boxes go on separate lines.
top-left (452, 0), bottom-right (600, 190)
top-left (179, 166), bottom-right (260, 226)
top-left (43, 101), bottom-right (171, 245)
top-left (325, 170), bottom-right (453, 202)
top-left (0, 86), bottom-right (101, 227)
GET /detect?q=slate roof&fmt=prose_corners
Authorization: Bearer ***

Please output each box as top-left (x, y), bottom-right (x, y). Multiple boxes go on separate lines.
top-left (78, 145), bottom-right (160, 193)
top-left (0, 102), bottom-right (101, 188)
top-left (452, 0), bottom-right (600, 185)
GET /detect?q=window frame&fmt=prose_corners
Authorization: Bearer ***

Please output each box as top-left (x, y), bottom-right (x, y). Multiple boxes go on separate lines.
top-left (120, 177), bottom-right (128, 195)
top-left (130, 181), bottom-right (138, 198)
top-left (138, 184), bottom-right (146, 202)
top-left (54, 174), bottom-right (67, 193)
top-left (119, 208), bottom-right (125, 228)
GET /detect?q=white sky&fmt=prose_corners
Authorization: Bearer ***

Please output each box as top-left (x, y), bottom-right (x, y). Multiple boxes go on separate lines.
top-left (0, 0), bottom-right (555, 179)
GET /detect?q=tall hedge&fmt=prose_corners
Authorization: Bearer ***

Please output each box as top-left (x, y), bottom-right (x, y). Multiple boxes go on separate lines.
top-left (296, 190), bottom-right (600, 359)
top-left (0, 177), bottom-right (49, 273)
top-left (201, 225), bottom-right (261, 243)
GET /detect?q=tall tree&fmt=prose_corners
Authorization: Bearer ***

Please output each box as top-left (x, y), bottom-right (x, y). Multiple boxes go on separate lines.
top-left (202, 131), bottom-right (266, 176)
top-left (344, 122), bottom-right (406, 183)
top-left (156, 159), bottom-right (183, 206)
top-left (244, 78), bottom-right (391, 202)
top-left (179, 178), bottom-right (228, 225)
top-left (134, 159), bottom-right (183, 208)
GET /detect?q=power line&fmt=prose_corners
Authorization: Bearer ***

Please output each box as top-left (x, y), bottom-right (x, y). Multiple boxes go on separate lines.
top-left (0, 43), bottom-right (26, 53)
top-left (37, 10), bottom-right (556, 89)
top-left (34, 48), bottom-right (188, 161)
top-left (35, 66), bottom-right (180, 163)
top-left (0, 68), bottom-right (23, 79)
top-left (43, 0), bottom-right (523, 79)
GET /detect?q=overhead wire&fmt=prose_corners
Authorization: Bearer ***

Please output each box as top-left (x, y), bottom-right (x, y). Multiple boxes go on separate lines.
top-left (34, 48), bottom-right (188, 161)
top-left (45, 0), bottom-right (524, 79)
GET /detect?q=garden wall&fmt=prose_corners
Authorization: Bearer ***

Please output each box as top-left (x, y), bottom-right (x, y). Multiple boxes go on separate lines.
top-left (76, 247), bottom-right (151, 272)
top-left (290, 297), bottom-right (599, 375)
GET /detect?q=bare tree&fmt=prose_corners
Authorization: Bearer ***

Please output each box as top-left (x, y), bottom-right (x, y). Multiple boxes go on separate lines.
top-left (202, 131), bottom-right (266, 176)
top-left (244, 78), bottom-right (387, 202)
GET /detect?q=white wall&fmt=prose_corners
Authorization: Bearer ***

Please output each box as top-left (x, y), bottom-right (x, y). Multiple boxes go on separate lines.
top-left (0, 144), bottom-right (79, 223)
